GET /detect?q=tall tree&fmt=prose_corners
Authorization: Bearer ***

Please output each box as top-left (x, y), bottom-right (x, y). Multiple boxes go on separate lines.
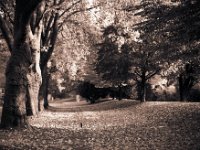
top-left (130, 40), bottom-right (162, 102)
top-left (0, 0), bottom-right (43, 128)
top-left (132, 0), bottom-right (200, 101)
top-left (95, 25), bottom-right (132, 91)
top-left (39, 0), bottom-right (99, 107)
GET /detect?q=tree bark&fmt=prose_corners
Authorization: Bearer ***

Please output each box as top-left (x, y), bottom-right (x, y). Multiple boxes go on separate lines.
top-left (179, 73), bottom-right (194, 101)
top-left (140, 80), bottom-right (146, 102)
top-left (1, 0), bottom-right (43, 128)
top-left (39, 65), bottom-right (50, 109)
top-left (39, 13), bottom-right (58, 109)
top-left (140, 72), bottom-right (146, 102)
top-left (179, 74), bottom-right (183, 101)
top-left (1, 40), bottom-right (42, 128)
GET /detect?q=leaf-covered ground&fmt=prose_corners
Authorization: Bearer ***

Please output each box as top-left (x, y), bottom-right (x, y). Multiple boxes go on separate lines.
top-left (0, 99), bottom-right (200, 150)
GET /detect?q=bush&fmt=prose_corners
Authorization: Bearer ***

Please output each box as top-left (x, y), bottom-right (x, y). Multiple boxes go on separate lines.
top-left (189, 89), bottom-right (200, 102)
top-left (77, 81), bottom-right (132, 103)
top-left (77, 82), bottom-right (97, 103)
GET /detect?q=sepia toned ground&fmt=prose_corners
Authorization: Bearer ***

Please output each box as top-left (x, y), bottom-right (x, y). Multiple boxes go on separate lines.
top-left (0, 99), bottom-right (200, 150)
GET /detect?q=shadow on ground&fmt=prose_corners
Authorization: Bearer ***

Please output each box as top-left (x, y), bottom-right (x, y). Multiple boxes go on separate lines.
top-left (0, 116), bottom-right (200, 150)
top-left (47, 99), bottom-right (141, 112)
top-left (0, 101), bottom-right (200, 149)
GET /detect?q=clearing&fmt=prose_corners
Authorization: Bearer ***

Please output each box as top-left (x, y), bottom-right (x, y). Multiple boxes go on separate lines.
top-left (0, 99), bottom-right (200, 150)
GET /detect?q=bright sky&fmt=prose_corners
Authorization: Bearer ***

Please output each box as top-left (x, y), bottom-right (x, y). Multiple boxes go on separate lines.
top-left (87, 0), bottom-right (94, 5)
top-left (86, 0), bottom-right (102, 26)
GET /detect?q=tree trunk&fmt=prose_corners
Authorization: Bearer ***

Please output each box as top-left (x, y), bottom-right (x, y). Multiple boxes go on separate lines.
top-left (179, 73), bottom-right (194, 102)
top-left (0, 0), bottom-right (43, 128)
top-left (179, 74), bottom-right (184, 101)
top-left (179, 75), bottom-right (189, 101)
top-left (141, 81), bottom-right (146, 102)
top-left (140, 72), bottom-right (146, 102)
top-left (1, 41), bottom-right (42, 128)
top-left (118, 85), bottom-right (122, 100)
top-left (39, 13), bottom-right (59, 109)
top-left (39, 65), bottom-right (50, 109)
top-left (1, 58), bottom-right (29, 127)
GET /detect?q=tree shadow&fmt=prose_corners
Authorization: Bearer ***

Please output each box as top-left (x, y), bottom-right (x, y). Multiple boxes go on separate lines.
top-left (47, 99), bottom-right (141, 112)
top-left (0, 126), bottom-right (92, 150)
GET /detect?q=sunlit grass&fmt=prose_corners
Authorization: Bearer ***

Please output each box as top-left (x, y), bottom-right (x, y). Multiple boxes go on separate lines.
top-left (29, 100), bottom-right (142, 130)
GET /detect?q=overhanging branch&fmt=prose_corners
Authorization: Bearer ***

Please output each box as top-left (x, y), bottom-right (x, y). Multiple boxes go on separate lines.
top-left (146, 70), bottom-right (159, 80)
top-left (58, 4), bottom-right (100, 30)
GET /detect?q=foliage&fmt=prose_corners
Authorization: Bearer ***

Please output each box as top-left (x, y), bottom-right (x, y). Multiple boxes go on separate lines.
top-left (133, 0), bottom-right (200, 72)
top-left (77, 81), bottom-right (132, 103)
top-left (131, 0), bottom-right (200, 100)
top-left (77, 81), bottom-right (97, 103)
top-left (95, 24), bottom-right (132, 86)
top-left (48, 18), bottom-right (99, 98)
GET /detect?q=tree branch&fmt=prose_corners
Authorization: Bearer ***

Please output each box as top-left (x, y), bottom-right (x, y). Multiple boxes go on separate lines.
top-left (0, 2), bottom-right (14, 25)
top-left (42, 12), bottom-right (55, 45)
top-left (41, 13), bottom-right (59, 69)
top-left (34, 1), bottom-right (46, 33)
top-left (0, 15), bottom-right (14, 52)
top-left (58, 5), bottom-right (99, 30)
top-left (58, 0), bottom-right (82, 18)
top-left (146, 70), bottom-right (159, 80)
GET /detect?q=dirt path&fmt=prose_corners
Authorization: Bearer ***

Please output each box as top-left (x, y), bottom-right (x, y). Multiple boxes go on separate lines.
top-left (0, 100), bottom-right (200, 150)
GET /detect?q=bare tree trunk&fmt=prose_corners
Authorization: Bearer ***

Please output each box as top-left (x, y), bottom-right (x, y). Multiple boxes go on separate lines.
top-left (140, 71), bottom-right (146, 102)
top-left (39, 13), bottom-right (59, 109)
top-left (140, 80), bottom-right (146, 102)
top-left (179, 63), bottom-right (195, 102)
top-left (1, 0), bottom-right (43, 128)
top-left (179, 73), bottom-right (194, 102)
top-left (1, 40), bottom-right (42, 128)
top-left (39, 65), bottom-right (50, 109)
top-left (1, 57), bottom-right (29, 127)
top-left (27, 38), bottom-right (42, 115)
top-left (179, 74), bottom-right (183, 101)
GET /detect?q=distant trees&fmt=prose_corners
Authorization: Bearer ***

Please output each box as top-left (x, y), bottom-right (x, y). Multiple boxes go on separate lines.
top-left (130, 40), bottom-right (163, 101)
top-left (132, 0), bottom-right (200, 101)
top-left (94, 0), bottom-right (200, 102)
top-left (94, 9), bottom-right (166, 101)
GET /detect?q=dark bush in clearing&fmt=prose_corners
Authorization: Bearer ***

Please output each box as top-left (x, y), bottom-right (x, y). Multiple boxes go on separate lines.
top-left (77, 81), bottom-right (132, 103)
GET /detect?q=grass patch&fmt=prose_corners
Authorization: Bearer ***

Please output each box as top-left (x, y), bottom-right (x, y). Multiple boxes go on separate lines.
top-left (0, 100), bottom-right (200, 149)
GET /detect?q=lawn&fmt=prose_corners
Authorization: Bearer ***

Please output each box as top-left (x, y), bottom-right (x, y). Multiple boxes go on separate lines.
top-left (0, 99), bottom-right (200, 150)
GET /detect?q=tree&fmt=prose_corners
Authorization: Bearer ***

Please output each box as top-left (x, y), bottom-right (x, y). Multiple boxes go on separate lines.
top-left (39, 0), bottom-right (98, 107)
top-left (46, 8), bottom-right (99, 99)
top-left (95, 24), bottom-right (132, 100)
top-left (178, 63), bottom-right (197, 101)
top-left (132, 0), bottom-right (200, 101)
top-left (0, 0), bottom-right (99, 128)
top-left (95, 0), bottom-right (164, 102)
top-left (39, 0), bottom-right (102, 107)
top-left (91, 0), bottom-right (145, 101)
top-left (0, 0), bottom-right (43, 128)
top-left (130, 40), bottom-right (162, 102)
